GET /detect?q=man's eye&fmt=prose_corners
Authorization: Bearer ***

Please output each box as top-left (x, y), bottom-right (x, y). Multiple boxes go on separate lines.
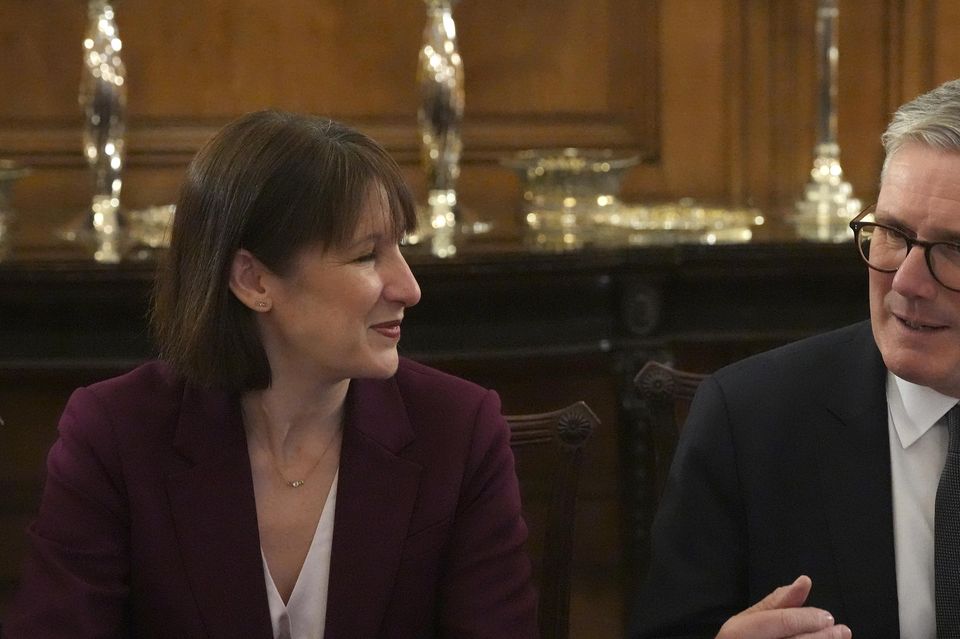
top-left (354, 250), bottom-right (376, 262)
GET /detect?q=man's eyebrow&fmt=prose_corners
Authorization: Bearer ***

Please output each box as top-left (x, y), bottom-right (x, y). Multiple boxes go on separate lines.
top-left (874, 210), bottom-right (960, 243)
top-left (934, 230), bottom-right (960, 245)
top-left (872, 209), bottom-right (907, 229)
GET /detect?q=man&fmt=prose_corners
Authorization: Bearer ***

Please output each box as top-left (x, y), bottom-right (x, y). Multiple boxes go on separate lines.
top-left (631, 78), bottom-right (960, 639)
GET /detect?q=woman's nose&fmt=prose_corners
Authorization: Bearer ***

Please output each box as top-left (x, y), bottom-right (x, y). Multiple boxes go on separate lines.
top-left (384, 248), bottom-right (422, 307)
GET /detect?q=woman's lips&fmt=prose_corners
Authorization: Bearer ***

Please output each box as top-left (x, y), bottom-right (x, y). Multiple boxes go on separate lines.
top-left (371, 319), bottom-right (402, 340)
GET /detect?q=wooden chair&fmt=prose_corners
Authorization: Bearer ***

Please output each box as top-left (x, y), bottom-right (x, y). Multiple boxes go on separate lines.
top-left (623, 360), bottom-right (707, 600)
top-left (633, 361), bottom-right (706, 502)
top-left (506, 401), bottom-right (599, 639)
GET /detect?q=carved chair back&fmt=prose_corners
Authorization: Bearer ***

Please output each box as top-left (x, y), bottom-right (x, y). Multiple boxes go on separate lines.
top-left (633, 361), bottom-right (706, 507)
top-left (506, 401), bottom-right (598, 639)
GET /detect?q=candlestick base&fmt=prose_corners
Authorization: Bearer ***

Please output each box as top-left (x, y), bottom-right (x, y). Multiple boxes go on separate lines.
top-left (57, 195), bottom-right (126, 263)
top-left (792, 143), bottom-right (861, 243)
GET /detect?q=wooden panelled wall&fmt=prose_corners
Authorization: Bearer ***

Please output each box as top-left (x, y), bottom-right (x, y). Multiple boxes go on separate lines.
top-left (2, 0), bottom-right (960, 247)
top-left (1, 2), bottom-right (959, 635)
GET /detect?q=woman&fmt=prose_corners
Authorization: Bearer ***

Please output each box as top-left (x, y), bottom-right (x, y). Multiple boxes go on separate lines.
top-left (4, 111), bottom-right (537, 638)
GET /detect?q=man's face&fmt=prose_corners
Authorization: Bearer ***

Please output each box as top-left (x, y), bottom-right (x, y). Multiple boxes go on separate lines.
top-left (870, 142), bottom-right (960, 397)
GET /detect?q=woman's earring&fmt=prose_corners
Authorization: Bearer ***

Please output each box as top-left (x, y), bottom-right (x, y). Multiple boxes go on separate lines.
top-left (255, 300), bottom-right (269, 310)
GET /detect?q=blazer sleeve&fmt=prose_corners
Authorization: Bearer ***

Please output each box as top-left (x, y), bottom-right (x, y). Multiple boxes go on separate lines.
top-left (4, 387), bottom-right (131, 639)
top-left (435, 389), bottom-right (539, 639)
top-left (630, 375), bottom-right (749, 639)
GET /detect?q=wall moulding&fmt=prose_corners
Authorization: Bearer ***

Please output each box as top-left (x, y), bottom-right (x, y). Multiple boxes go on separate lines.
top-left (0, 115), bottom-right (658, 169)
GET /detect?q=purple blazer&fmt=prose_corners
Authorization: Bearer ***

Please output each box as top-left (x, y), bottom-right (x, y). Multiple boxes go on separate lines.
top-left (4, 358), bottom-right (537, 638)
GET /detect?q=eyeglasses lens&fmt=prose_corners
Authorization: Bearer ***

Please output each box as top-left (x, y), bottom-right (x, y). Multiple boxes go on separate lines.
top-left (858, 225), bottom-right (904, 271)
top-left (858, 223), bottom-right (960, 290)
top-left (932, 243), bottom-right (960, 290)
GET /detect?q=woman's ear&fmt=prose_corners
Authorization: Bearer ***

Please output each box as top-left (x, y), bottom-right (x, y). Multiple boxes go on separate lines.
top-left (229, 249), bottom-right (272, 312)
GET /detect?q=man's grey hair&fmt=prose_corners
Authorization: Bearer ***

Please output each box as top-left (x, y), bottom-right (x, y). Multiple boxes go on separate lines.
top-left (882, 78), bottom-right (960, 179)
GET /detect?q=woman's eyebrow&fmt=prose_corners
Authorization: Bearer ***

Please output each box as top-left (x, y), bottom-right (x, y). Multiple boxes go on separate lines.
top-left (344, 232), bottom-right (380, 248)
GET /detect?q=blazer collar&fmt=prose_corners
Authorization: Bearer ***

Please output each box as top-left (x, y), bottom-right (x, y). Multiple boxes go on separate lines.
top-left (165, 376), bottom-right (424, 638)
top-left (816, 321), bottom-right (900, 635)
top-left (324, 375), bottom-right (423, 636)
top-left (166, 383), bottom-right (274, 639)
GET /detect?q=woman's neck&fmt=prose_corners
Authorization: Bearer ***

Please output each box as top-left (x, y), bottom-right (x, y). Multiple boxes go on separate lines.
top-left (241, 376), bottom-right (348, 462)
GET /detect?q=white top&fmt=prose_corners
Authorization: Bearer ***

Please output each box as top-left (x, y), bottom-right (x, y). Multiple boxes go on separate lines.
top-left (261, 472), bottom-right (339, 639)
top-left (888, 373), bottom-right (958, 639)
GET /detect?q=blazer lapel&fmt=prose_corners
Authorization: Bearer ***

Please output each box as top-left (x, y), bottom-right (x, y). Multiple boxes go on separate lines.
top-left (165, 385), bottom-right (273, 639)
top-left (325, 377), bottom-right (422, 637)
top-left (815, 323), bottom-right (899, 634)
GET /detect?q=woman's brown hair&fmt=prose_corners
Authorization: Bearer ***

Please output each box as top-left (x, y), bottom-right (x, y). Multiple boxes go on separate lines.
top-left (151, 110), bottom-right (416, 391)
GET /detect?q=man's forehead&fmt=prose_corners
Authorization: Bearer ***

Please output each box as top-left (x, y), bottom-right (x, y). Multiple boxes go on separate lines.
top-left (879, 146), bottom-right (960, 213)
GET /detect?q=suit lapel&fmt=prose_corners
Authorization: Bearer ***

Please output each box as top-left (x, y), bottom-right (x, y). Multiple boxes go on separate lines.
top-left (815, 323), bottom-right (899, 634)
top-left (325, 377), bottom-right (422, 637)
top-left (165, 385), bottom-right (273, 639)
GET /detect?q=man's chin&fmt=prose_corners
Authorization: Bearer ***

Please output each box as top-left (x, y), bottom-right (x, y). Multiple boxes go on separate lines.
top-left (884, 353), bottom-right (960, 397)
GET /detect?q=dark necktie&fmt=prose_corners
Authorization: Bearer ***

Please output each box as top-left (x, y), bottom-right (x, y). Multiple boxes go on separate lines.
top-left (936, 403), bottom-right (960, 638)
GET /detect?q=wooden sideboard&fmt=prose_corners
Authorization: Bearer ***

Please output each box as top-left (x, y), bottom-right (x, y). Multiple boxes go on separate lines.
top-left (0, 230), bottom-right (870, 634)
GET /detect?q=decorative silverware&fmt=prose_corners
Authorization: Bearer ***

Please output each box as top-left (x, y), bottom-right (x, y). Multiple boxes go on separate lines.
top-left (60, 0), bottom-right (127, 262)
top-left (792, 0), bottom-right (861, 242)
top-left (417, 0), bottom-right (464, 257)
top-left (0, 160), bottom-right (30, 257)
top-left (501, 148), bottom-right (639, 250)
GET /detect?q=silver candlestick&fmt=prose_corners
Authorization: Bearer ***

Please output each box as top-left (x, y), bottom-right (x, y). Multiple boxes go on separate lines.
top-left (61, 0), bottom-right (127, 262)
top-left (417, 0), bottom-right (464, 258)
top-left (792, 0), bottom-right (860, 242)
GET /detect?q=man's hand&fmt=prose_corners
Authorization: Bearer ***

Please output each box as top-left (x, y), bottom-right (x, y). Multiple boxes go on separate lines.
top-left (716, 576), bottom-right (852, 639)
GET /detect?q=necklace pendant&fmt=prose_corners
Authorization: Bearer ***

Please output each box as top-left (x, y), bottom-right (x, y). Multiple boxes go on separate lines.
top-left (289, 479), bottom-right (305, 488)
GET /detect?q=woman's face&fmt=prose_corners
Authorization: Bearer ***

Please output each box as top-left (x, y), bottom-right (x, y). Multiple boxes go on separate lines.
top-left (257, 185), bottom-right (421, 385)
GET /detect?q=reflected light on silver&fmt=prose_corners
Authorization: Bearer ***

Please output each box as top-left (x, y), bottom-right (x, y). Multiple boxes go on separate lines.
top-left (63, 0), bottom-right (128, 263)
top-left (418, 0), bottom-right (464, 258)
top-left (792, 0), bottom-right (859, 243)
top-left (81, 0), bottom-right (126, 208)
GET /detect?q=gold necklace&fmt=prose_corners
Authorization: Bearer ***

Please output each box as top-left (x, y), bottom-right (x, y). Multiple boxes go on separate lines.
top-left (242, 404), bottom-right (343, 489)
top-left (272, 427), bottom-right (341, 488)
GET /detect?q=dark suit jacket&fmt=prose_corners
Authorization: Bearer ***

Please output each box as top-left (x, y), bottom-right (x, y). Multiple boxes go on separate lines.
top-left (632, 321), bottom-right (901, 638)
top-left (4, 358), bottom-right (537, 638)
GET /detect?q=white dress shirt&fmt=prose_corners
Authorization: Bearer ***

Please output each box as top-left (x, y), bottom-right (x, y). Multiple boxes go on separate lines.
top-left (262, 472), bottom-right (338, 639)
top-left (888, 373), bottom-right (958, 639)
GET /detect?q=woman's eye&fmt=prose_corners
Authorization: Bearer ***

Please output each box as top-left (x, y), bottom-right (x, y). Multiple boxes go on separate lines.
top-left (354, 250), bottom-right (377, 262)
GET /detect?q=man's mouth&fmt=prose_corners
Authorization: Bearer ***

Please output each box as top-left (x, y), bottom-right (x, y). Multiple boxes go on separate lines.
top-left (896, 314), bottom-right (948, 331)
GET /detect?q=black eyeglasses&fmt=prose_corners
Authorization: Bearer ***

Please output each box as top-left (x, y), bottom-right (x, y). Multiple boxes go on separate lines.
top-left (849, 204), bottom-right (960, 292)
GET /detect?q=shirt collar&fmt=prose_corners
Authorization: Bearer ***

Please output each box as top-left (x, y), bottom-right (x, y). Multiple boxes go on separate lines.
top-left (888, 372), bottom-right (960, 449)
